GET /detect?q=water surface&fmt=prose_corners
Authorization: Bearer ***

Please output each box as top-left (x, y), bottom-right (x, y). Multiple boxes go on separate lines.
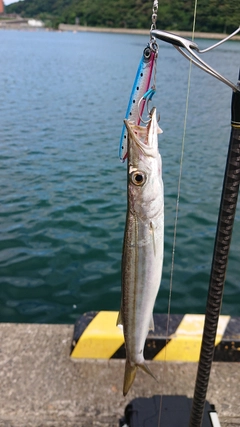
top-left (0, 30), bottom-right (239, 322)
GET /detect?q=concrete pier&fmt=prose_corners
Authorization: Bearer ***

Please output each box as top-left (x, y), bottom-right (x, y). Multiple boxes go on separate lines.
top-left (0, 323), bottom-right (239, 426)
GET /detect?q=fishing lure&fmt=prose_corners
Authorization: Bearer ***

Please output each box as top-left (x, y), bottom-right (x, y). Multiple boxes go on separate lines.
top-left (119, 43), bottom-right (158, 162)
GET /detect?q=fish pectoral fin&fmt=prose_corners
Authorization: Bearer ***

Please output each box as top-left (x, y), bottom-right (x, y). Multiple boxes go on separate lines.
top-left (149, 314), bottom-right (154, 331)
top-left (116, 310), bottom-right (123, 327)
top-left (137, 362), bottom-right (158, 383)
top-left (123, 360), bottom-right (137, 396)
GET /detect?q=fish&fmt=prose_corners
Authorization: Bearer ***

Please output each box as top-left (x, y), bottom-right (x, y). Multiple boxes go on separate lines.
top-left (118, 107), bottom-right (164, 396)
top-left (119, 44), bottom-right (158, 162)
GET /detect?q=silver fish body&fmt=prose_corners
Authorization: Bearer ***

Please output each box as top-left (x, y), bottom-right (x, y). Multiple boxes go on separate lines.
top-left (118, 108), bottom-right (164, 396)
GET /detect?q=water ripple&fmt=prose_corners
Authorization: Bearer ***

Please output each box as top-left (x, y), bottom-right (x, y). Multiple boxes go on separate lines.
top-left (0, 30), bottom-right (239, 322)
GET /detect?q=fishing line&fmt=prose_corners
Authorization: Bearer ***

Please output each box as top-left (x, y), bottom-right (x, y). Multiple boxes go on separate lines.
top-left (167, 2), bottom-right (198, 330)
top-left (157, 1), bottom-right (198, 426)
top-left (167, 1), bottom-right (198, 345)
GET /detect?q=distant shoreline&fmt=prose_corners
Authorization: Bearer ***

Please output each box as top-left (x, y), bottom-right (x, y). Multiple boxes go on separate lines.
top-left (0, 21), bottom-right (240, 41)
top-left (58, 24), bottom-right (240, 41)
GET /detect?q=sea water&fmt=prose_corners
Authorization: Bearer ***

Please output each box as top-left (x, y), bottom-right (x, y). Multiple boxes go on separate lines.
top-left (0, 29), bottom-right (239, 323)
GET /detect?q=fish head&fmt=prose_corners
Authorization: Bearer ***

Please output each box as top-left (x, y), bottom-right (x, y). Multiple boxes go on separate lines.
top-left (124, 108), bottom-right (163, 217)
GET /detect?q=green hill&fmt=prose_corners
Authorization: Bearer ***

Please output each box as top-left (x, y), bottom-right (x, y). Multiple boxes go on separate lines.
top-left (6, 0), bottom-right (240, 33)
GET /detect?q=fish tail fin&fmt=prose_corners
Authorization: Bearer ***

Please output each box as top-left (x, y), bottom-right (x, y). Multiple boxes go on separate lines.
top-left (123, 359), bottom-right (158, 396)
top-left (123, 359), bottom-right (137, 396)
top-left (137, 361), bottom-right (158, 383)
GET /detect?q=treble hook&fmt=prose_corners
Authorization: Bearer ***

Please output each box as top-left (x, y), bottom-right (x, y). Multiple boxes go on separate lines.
top-left (151, 27), bottom-right (240, 92)
top-left (138, 88), bottom-right (157, 124)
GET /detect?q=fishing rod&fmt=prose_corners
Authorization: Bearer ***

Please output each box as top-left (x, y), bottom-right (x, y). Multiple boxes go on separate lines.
top-left (188, 70), bottom-right (240, 427)
top-left (152, 28), bottom-right (240, 427)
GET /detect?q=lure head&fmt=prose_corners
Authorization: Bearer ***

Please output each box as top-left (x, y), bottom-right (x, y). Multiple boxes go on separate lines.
top-left (143, 45), bottom-right (153, 62)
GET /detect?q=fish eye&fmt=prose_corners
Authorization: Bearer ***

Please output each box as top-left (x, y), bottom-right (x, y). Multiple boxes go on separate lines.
top-left (130, 171), bottom-right (146, 186)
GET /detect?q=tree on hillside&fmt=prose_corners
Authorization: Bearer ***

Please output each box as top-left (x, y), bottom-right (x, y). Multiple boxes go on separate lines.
top-left (6, 0), bottom-right (240, 33)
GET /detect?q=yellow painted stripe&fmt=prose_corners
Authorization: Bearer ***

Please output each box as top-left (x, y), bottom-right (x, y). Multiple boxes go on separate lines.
top-left (71, 311), bottom-right (124, 359)
top-left (154, 314), bottom-right (230, 362)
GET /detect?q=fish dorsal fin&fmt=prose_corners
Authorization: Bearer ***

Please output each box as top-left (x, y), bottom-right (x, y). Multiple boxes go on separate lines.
top-left (116, 310), bottom-right (123, 327)
top-left (149, 314), bottom-right (154, 331)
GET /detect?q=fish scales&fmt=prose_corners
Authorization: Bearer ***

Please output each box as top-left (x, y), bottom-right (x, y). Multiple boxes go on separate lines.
top-left (118, 108), bottom-right (164, 396)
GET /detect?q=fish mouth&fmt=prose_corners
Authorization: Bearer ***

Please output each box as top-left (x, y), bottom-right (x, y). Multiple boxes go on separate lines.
top-left (124, 108), bottom-right (162, 155)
